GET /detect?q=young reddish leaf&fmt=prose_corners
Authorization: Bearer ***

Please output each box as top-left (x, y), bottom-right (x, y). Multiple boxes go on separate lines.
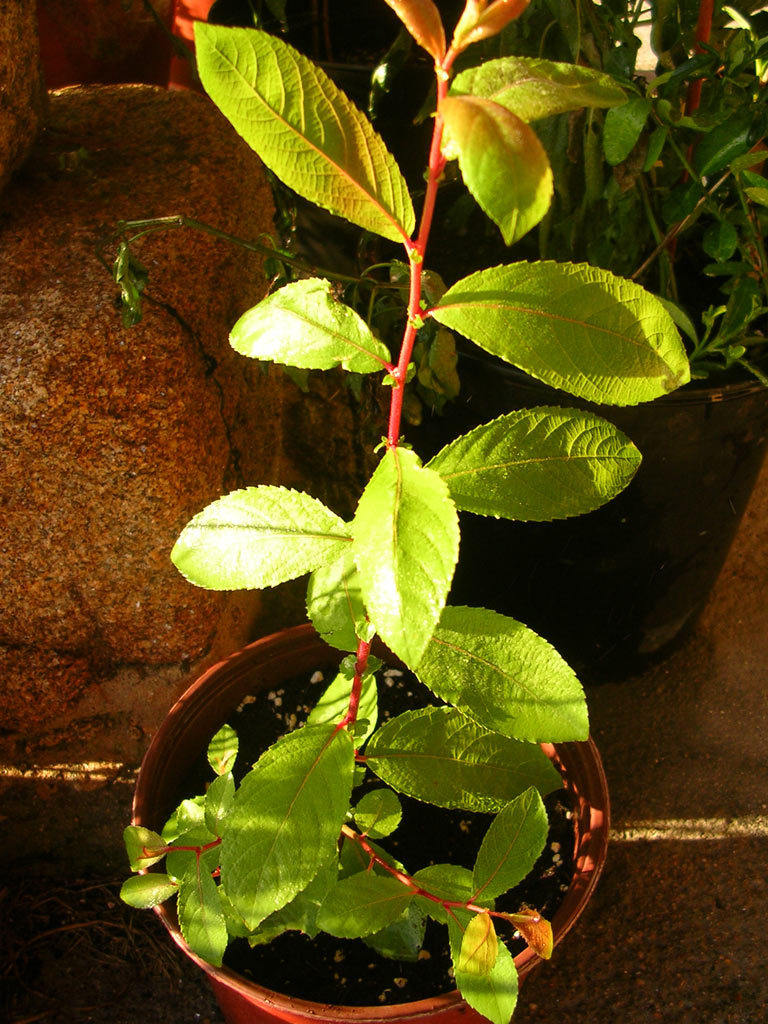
top-left (504, 908), bottom-right (554, 959)
top-left (453, 0), bottom-right (530, 52)
top-left (440, 95), bottom-right (552, 244)
top-left (382, 0), bottom-right (446, 62)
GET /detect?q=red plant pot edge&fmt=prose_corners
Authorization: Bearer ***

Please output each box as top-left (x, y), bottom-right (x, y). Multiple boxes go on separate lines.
top-left (132, 623), bottom-right (610, 1024)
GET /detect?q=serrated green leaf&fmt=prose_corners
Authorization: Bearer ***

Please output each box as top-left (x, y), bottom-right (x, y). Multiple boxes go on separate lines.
top-left (306, 547), bottom-right (370, 653)
top-left (123, 825), bottom-right (167, 871)
top-left (441, 95), bottom-right (553, 244)
top-left (430, 261), bottom-right (690, 405)
top-left (426, 407), bottom-right (640, 522)
top-left (603, 97), bottom-right (651, 165)
top-left (472, 789), bottom-right (548, 902)
top-left (166, 825), bottom-right (221, 882)
top-left (120, 872), bottom-right (177, 909)
top-left (365, 706), bottom-right (562, 812)
top-left (364, 900), bottom-right (427, 961)
top-left (221, 724), bottom-right (355, 930)
top-left (207, 724), bottom-right (239, 776)
top-left (416, 606), bottom-right (587, 742)
top-left (451, 57), bottom-right (626, 122)
top-left (412, 863), bottom-right (477, 924)
top-left (317, 872), bottom-right (415, 938)
top-left (449, 916), bottom-right (519, 1024)
top-left (307, 661), bottom-right (379, 745)
top-left (245, 859), bottom-right (338, 946)
top-left (177, 863), bottom-right (229, 966)
top-left (171, 487), bottom-right (351, 591)
top-left (162, 796), bottom-right (205, 842)
top-left (205, 772), bottom-right (235, 836)
top-left (352, 448), bottom-right (459, 668)
top-left (230, 279), bottom-right (391, 374)
top-left (353, 789), bottom-right (403, 838)
top-left (195, 23), bottom-right (414, 243)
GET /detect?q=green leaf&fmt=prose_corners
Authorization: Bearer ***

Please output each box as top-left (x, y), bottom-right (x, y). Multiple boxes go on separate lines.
top-left (702, 221), bottom-right (739, 262)
top-left (165, 825), bottom-right (220, 882)
top-left (412, 863), bottom-right (477, 923)
top-left (230, 279), bottom-right (391, 374)
top-left (441, 95), bottom-right (553, 244)
top-left (430, 261), bottom-right (690, 405)
top-left (365, 706), bottom-right (562, 812)
top-left (317, 872), bottom-right (415, 938)
top-left (449, 916), bottom-right (519, 1024)
top-left (244, 859), bottom-right (338, 945)
top-left (472, 789), bottom-right (548, 901)
top-left (694, 111), bottom-right (752, 177)
top-left (353, 789), bottom-right (403, 838)
top-left (306, 547), bottom-right (371, 653)
top-left (603, 97), bottom-right (652, 165)
top-left (451, 57), bottom-right (627, 122)
top-left (364, 901), bottom-right (427, 961)
top-left (207, 724), bottom-right (239, 776)
top-left (426, 408), bottom-right (641, 522)
top-left (162, 796), bottom-right (205, 842)
top-left (416, 606), bottom-right (587, 742)
top-left (205, 772), bottom-right (235, 836)
top-left (177, 863), bottom-right (229, 967)
top-left (352, 448), bottom-right (459, 668)
top-left (120, 873), bottom-right (177, 909)
top-left (221, 724), bottom-right (355, 930)
top-left (195, 23), bottom-right (414, 243)
top-left (123, 825), bottom-right (167, 871)
top-left (172, 486), bottom-right (351, 591)
top-left (307, 661), bottom-right (379, 745)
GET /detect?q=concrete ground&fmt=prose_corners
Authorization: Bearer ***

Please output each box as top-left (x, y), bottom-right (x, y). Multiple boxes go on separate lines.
top-left (5, 450), bottom-right (767, 1024)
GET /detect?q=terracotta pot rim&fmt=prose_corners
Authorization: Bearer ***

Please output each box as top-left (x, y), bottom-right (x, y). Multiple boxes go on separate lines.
top-left (133, 624), bottom-right (610, 1022)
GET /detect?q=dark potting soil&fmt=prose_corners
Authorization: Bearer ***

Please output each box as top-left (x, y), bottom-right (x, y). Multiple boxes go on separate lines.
top-left (174, 663), bottom-right (576, 1008)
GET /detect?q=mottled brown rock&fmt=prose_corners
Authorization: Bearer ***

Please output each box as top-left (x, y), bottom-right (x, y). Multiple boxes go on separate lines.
top-left (0, 84), bottom-right (385, 772)
top-left (0, 1), bottom-right (47, 192)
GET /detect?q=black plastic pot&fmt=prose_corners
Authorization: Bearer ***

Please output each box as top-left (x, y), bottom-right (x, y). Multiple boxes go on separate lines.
top-left (407, 351), bottom-right (768, 680)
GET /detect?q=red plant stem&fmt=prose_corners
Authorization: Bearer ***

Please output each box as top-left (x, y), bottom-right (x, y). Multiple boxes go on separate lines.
top-left (386, 56), bottom-right (455, 449)
top-left (685, 0), bottom-right (715, 118)
top-left (336, 637), bottom-right (373, 732)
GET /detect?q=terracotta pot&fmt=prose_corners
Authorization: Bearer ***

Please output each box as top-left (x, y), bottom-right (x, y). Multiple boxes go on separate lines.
top-left (133, 624), bottom-right (609, 1024)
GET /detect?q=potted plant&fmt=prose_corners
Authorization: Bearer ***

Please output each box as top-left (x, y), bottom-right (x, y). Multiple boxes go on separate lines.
top-left (402, 0), bottom-right (768, 675)
top-left (120, 2), bottom-right (689, 1022)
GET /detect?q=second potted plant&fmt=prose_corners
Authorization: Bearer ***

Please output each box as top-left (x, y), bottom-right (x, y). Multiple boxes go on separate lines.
top-left (120, 2), bottom-right (689, 1021)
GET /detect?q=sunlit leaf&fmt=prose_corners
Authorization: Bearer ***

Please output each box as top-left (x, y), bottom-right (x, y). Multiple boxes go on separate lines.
top-left (382, 0), bottom-right (446, 61)
top-left (472, 788), bottom-right (548, 901)
top-left (120, 873), bottom-right (177, 909)
top-left (195, 23), bottom-right (414, 242)
top-left (441, 95), bottom-right (552, 244)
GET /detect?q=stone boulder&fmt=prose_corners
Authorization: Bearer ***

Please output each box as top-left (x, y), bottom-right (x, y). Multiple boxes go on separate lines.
top-left (0, 83), bottom-right (384, 791)
top-left (0, 1), bottom-right (47, 193)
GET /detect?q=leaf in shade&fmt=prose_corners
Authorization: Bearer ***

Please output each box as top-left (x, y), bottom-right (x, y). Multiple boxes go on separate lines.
top-left (472, 788), bottom-right (548, 901)
top-left (195, 24), bottom-right (414, 243)
top-left (426, 407), bottom-right (640, 522)
top-left (416, 606), bottom-right (588, 742)
top-left (451, 56), bottom-right (626, 122)
top-left (430, 261), bottom-right (691, 405)
top-left (441, 95), bottom-right (553, 244)
top-left (171, 487), bottom-right (351, 591)
top-left (230, 279), bottom-right (391, 374)
top-left (365, 706), bottom-right (562, 811)
top-left (306, 547), bottom-right (371, 653)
